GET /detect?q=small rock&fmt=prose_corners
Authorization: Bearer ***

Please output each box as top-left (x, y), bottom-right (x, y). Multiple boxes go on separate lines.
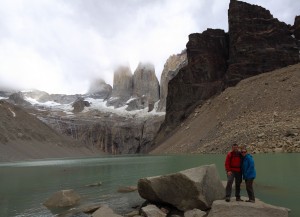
top-left (141, 205), bottom-right (167, 217)
top-left (184, 208), bottom-right (206, 217)
top-left (92, 205), bottom-right (122, 217)
top-left (257, 133), bottom-right (265, 138)
top-left (85, 182), bottom-right (102, 187)
top-left (124, 210), bottom-right (139, 217)
top-left (117, 186), bottom-right (138, 193)
top-left (285, 130), bottom-right (298, 137)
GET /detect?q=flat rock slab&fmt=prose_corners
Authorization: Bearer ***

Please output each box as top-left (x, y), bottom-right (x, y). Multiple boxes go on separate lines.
top-left (138, 164), bottom-right (224, 211)
top-left (207, 197), bottom-right (289, 217)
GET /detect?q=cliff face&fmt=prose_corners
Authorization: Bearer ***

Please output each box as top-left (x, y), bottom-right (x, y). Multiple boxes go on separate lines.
top-left (106, 65), bottom-right (133, 108)
top-left (151, 64), bottom-right (300, 154)
top-left (160, 0), bottom-right (300, 135)
top-left (40, 113), bottom-right (164, 154)
top-left (126, 63), bottom-right (160, 111)
top-left (107, 63), bottom-right (160, 111)
top-left (294, 16), bottom-right (300, 53)
top-left (163, 29), bottom-right (228, 131)
top-left (157, 51), bottom-right (187, 112)
top-left (226, 0), bottom-right (299, 85)
top-left (133, 63), bottom-right (159, 102)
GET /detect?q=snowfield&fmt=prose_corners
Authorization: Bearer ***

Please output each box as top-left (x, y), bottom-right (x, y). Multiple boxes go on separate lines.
top-left (24, 96), bottom-right (165, 118)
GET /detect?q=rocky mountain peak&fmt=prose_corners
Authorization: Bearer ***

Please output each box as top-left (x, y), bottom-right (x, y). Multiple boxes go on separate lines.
top-left (106, 62), bottom-right (160, 111)
top-left (226, 0), bottom-right (299, 85)
top-left (106, 65), bottom-right (133, 108)
top-left (112, 65), bottom-right (133, 96)
top-left (87, 78), bottom-right (112, 99)
top-left (157, 51), bottom-right (187, 112)
top-left (159, 0), bottom-right (300, 136)
top-left (133, 62), bottom-right (159, 101)
top-left (122, 62), bottom-right (160, 112)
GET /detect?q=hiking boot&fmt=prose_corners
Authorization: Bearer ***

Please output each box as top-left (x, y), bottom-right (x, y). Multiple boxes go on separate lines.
top-left (246, 199), bottom-right (255, 203)
top-left (225, 197), bottom-right (230, 202)
top-left (236, 198), bottom-right (244, 202)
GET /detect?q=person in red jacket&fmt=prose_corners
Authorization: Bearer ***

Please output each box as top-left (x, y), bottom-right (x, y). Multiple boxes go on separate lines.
top-left (224, 143), bottom-right (243, 202)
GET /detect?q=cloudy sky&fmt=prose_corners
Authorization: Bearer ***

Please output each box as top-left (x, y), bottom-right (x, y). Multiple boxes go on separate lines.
top-left (0, 0), bottom-right (299, 94)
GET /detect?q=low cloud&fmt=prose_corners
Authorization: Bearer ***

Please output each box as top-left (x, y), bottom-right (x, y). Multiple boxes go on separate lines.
top-left (0, 0), bottom-right (298, 94)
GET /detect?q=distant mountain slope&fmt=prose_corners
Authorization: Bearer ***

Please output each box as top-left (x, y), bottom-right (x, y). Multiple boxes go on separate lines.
top-left (151, 63), bottom-right (300, 154)
top-left (0, 100), bottom-right (97, 162)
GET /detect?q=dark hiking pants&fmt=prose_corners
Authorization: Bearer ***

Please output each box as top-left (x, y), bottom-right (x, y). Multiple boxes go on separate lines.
top-left (225, 171), bottom-right (242, 198)
top-left (245, 179), bottom-right (255, 201)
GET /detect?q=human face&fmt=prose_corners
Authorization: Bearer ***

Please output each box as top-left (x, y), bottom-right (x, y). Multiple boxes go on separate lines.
top-left (241, 150), bottom-right (247, 156)
top-left (232, 145), bottom-right (239, 152)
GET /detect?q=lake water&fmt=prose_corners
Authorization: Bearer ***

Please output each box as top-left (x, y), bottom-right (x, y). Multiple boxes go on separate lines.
top-left (0, 153), bottom-right (299, 217)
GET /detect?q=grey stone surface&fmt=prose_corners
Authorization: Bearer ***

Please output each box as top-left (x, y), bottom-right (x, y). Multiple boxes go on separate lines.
top-left (43, 189), bottom-right (81, 208)
top-left (8, 92), bottom-right (31, 107)
top-left (133, 62), bottom-right (159, 103)
top-left (138, 164), bottom-right (225, 211)
top-left (184, 208), bottom-right (207, 217)
top-left (72, 97), bottom-right (90, 113)
top-left (141, 204), bottom-right (167, 217)
top-left (107, 65), bottom-right (133, 108)
top-left (207, 197), bottom-right (289, 217)
top-left (158, 51), bottom-right (187, 112)
top-left (92, 205), bottom-right (123, 217)
top-left (87, 78), bottom-right (112, 99)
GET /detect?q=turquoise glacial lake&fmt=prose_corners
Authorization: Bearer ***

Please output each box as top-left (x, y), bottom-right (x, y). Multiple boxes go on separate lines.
top-left (0, 153), bottom-right (299, 217)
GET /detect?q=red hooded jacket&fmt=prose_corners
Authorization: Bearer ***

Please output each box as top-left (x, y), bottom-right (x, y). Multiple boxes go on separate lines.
top-left (225, 151), bottom-right (242, 172)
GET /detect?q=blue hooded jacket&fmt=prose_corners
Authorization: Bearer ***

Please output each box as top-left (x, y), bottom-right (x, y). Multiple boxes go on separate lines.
top-left (242, 154), bottom-right (256, 180)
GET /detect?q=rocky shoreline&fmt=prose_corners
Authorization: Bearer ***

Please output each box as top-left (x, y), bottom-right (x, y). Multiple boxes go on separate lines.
top-left (47, 164), bottom-right (290, 217)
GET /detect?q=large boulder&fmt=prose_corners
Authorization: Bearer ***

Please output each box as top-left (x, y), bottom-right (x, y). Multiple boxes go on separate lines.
top-left (137, 164), bottom-right (225, 211)
top-left (207, 197), bottom-right (289, 217)
top-left (43, 189), bottom-right (81, 208)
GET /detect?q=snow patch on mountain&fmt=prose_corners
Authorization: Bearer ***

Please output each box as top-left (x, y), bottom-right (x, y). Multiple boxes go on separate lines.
top-left (23, 96), bottom-right (165, 118)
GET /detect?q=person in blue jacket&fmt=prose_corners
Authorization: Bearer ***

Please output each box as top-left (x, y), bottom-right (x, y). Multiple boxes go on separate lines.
top-left (241, 147), bottom-right (256, 202)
